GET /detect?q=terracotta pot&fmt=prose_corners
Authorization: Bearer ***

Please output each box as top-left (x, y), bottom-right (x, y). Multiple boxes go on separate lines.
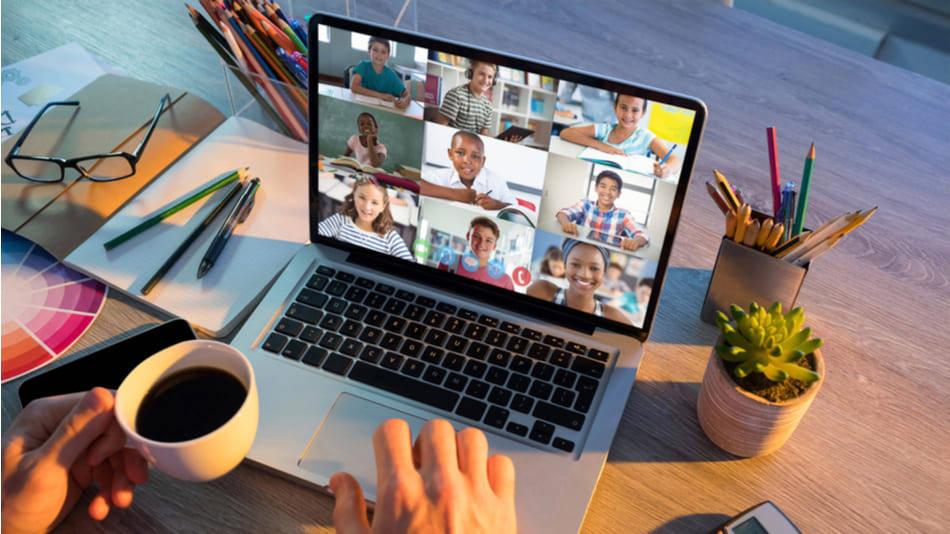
top-left (696, 344), bottom-right (824, 457)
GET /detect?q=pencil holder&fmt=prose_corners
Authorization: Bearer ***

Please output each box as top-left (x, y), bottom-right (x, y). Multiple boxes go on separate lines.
top-left (700, 237), bottom-right (808, 324)
top-left (222, 62), bottom-right (309, 142)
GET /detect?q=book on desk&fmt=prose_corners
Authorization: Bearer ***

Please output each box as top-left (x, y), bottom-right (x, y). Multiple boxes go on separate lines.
top-left (1, 74), bottom-right (308, 337)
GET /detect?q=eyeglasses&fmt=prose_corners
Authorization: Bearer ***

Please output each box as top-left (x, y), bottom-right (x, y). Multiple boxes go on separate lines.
top-left (4, 94), bottom-right (170, 183)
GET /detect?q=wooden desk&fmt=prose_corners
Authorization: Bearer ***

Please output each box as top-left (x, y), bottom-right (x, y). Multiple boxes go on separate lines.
top-left (3, 1), bottom-right (948, 532)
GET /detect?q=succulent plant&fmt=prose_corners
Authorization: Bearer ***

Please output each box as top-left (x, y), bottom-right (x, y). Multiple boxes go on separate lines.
top-left (715, 301), bottom-right (822, 383)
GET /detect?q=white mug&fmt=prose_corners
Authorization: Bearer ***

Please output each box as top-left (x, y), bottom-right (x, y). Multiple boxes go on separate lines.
top-left (114, 340), bottom-right (258, 482)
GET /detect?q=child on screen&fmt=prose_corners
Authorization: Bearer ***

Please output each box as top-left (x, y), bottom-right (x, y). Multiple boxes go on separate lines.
top-left (527, 238), bottom-right (630, 324)
top-left (342, 112), bottom-right (388, 168)
top-left (559, 94), bottom-right (681, 178)
top-left (318, 176), bottom-right (412, 260)
top-left (351, 37), bottom-right (410, 109)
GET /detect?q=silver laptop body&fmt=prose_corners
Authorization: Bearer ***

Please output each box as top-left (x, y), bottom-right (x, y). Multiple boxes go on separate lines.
top-left (229, 13), bottom-right (706, 534)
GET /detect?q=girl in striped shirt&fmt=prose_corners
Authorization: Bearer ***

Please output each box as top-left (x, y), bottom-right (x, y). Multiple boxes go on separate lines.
top-left (318, 177), bottom-right (413, 260)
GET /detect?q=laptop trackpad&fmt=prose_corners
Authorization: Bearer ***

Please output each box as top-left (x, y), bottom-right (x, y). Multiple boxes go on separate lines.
top-left (298, 392), bottom-right (428, 500)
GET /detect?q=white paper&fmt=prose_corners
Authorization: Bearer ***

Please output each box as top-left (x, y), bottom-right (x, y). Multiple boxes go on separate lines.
top-left (577, 146), bottom-right (655, 176)
top-left (66, 117), bottom-right (309, 337)
top-left (2, 42), bottom-right (124, 141)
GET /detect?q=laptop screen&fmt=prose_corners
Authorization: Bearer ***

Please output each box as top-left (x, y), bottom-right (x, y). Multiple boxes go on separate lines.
top-left (312, 14), bottom-right (705, 338)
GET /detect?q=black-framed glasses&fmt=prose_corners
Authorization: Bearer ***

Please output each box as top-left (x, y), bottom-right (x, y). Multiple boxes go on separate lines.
top-left (4, 94), bottom-right (171, 183)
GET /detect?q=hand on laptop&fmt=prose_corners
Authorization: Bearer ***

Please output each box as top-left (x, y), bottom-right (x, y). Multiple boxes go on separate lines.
top-left (1, 388), bottom-right (149, 534)
top-left (330, 419), bottom-right (517, 533)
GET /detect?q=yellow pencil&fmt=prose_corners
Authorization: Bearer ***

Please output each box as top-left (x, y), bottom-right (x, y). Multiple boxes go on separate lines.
top-left (756, 218), bottom-right (774, 249)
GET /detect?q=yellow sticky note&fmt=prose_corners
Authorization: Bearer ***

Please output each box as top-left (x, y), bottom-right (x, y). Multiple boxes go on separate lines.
top-left (648, 104), bottom-right (695, 145)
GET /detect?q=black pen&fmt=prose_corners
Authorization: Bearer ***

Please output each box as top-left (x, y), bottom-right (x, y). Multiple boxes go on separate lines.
top-left (197, 177), bottom-right (261, 278)
top-left (141, 179), bottom-right (245, 295)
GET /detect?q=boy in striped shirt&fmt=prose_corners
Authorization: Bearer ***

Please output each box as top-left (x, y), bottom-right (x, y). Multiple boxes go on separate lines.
top-left (436, 60), bottom-right (496, 135)
top-left (555, 170), bottom-right (649, 252)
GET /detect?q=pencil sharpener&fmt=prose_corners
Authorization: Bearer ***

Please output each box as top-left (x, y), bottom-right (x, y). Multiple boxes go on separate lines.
top-left (701, 237), bottom-right (808, 324)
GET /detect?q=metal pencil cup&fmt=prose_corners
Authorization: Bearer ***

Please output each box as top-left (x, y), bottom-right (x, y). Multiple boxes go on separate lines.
top-left (701, 237), bottom-right (808, 324)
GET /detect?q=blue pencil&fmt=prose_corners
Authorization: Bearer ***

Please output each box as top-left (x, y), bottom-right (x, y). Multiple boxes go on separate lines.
top-left (659, 144), bottom-right (677, 165)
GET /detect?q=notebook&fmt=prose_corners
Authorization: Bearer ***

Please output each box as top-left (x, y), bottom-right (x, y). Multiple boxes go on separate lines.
top-left (229, 13), bottom-right (706, 534)
top-left (65, 116), bottom-right (309, 337)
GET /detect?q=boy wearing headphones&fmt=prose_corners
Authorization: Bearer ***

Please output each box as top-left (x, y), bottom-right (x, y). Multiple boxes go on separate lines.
top-left (436, 60), bottom-right (496, 135)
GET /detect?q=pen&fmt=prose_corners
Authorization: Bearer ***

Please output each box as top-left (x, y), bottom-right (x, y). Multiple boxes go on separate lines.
top-left (141, 180), bottom-right (244, 295)
top-left (104, 167), bottom-right (248, 250)
top-left (780, 182), bottom-right (796, 242)
top-left (198, 177), bottom-right (261, 278)
top-left (658, 144), bottom-right (677, 165)
top-left (793, 143), bottom-right (815, 236)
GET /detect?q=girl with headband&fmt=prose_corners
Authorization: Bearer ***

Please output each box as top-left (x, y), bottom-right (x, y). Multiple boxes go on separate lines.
top-left (526, 238), bottom-right (630, 324)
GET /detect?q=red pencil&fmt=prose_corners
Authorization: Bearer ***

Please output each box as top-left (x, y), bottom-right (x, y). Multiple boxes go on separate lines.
top-left (767, 126), bottom-right (781, 218)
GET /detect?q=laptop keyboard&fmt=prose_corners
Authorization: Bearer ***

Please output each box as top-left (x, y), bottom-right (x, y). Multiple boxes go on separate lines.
top-left (261, 264), bottom-right (612, 454)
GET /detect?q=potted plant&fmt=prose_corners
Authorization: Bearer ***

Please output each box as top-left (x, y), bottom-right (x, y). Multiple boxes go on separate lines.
top-left (697, 301), bottom-right (824, 457)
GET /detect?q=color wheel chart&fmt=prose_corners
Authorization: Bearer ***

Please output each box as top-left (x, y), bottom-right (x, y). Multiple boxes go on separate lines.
top-left (2, 230), bottom-right (107, 382)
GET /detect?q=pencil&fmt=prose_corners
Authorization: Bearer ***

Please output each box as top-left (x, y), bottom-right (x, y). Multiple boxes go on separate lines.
top-left (227, 13), bottom-right (307, 139)
top-left (246, 24), bottom-right (309, 118)
top-left (186, 5), bottom-right (291, 137)
top-left (185, 4), bottom-right (230, 54)
top-left (705, 181), bottom-right (729, 214)
top-left (105, 167), bottom-right (248, 251)
top-left (793, 143), bottom-right (815, 236)
top-left (767, 126), bottom-right (781, 218)
top-left (141, 180), bottom-right (245, 295)
top-left (659, 144), bottom-right (676, 165)
top-left (713, 170), bottom-right (741, 213)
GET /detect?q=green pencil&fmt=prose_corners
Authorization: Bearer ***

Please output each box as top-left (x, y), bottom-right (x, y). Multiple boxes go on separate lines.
top-left (104, 167), bottom-right (248, 250)
top-left (793, 143), bottom-right (815, 236)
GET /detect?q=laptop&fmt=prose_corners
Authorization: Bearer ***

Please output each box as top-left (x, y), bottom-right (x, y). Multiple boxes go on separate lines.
top-left (229, 13), bottom-right (706, 533)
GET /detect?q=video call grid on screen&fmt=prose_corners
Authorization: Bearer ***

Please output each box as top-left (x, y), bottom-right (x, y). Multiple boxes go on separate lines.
top-left (313, 15), bottom-right (703, 334)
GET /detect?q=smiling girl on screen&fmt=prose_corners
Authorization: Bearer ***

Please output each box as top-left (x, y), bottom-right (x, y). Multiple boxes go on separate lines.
top-left (342, 112), bottom-right (387, 168)
top-left (317, 176), bottom-right (412, 260)
top-left (526, 238), bottom-right (630, 324)
top-left (559, 94), bottom-right (682, 178)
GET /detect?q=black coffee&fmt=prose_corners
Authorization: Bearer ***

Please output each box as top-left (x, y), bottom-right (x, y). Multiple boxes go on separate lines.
top-left (135, 367), bottom-right (247, 442)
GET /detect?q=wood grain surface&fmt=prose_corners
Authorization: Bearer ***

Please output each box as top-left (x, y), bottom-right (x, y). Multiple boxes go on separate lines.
top-left (3, 1), bottom-right (948, 532)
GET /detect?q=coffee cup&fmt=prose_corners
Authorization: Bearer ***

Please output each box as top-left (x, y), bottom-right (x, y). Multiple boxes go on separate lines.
top-left (114, 340), bottom-right (258, 481)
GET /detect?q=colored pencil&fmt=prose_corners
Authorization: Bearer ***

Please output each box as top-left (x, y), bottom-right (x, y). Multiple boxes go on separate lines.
top-left (793, 142), bottom-right (815, 236)
top-left (705, 181), bottom-right (729, 214)
top-left (105, 168), bottom-right (247, 250)
top-left (226, 12), bottom-right (307, 139)
top-left (659, 144), bottom-right (677, 165)
top-left (767, 126), bottom-right (781, 218)
top-left (246, 24), bottom-right (309, 118)
top-left (187, 1), bottom-right (308, 141)
top-left (713, 170), bottom-right (741, 213)
top-left (186, 5), bottom-right (291, 137)
top-left (141, 180), bottom-right (244, 295)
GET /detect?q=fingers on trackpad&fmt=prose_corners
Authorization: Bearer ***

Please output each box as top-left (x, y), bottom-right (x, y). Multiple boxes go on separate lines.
top-left (298, 393), bottom-right (427, 500)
